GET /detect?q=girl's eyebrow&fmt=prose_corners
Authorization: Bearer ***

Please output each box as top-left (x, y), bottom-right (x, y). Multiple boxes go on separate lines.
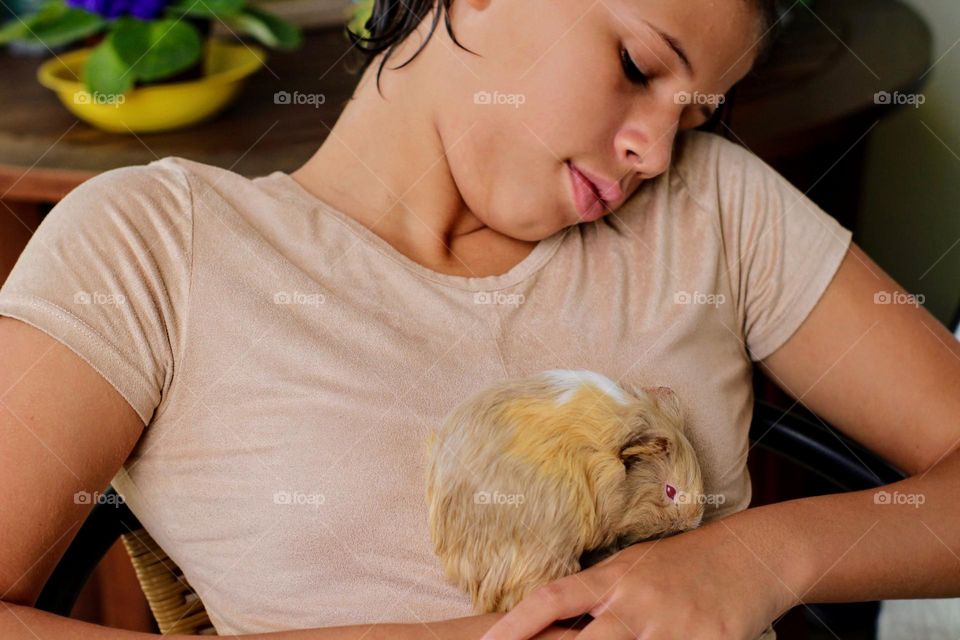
top-left (640, 18), bottom-right (694, 79)
top-left (637, 17), bottom-right (718, 122)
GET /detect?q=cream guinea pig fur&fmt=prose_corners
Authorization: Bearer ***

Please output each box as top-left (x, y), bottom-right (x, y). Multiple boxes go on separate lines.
top-left (424, 369), bottom-right (705, 614)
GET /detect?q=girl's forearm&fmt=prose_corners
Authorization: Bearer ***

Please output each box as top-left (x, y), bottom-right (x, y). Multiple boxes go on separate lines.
top-left (244, 611), bottom-right (579, 640)
top-left (700, 447), bottom-right (960, 610)
top-left (0, 602), bottom-right (484, 640)
top-left (1, 601), bottom-right (574, 640)
top-left (244, 612), bottom-right (511, 640)
top-left (1, 602), bottom-right (171, 640)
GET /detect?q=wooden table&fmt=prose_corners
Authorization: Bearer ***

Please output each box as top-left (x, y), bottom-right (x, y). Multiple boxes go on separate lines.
top-left (0, 31), bottom-right (360, 200)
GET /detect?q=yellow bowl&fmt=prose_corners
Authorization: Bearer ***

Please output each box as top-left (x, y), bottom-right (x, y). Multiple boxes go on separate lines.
top-left (37, 39), bottom-right (267, 133)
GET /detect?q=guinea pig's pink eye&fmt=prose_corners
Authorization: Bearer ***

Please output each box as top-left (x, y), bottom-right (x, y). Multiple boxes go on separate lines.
top-left (664, 483), bottom-right (677, 501)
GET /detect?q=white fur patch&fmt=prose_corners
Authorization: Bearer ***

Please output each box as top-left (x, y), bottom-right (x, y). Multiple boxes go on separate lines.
top-left (541, 369), bottom-right (630, 406)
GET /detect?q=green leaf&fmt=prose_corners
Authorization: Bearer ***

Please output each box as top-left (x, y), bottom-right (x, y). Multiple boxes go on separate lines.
top-left (0, 0), bottom-right (103, 46)
top-left (221, 6), bottom-right (301, 50)
top-left (0, 0), bottom-right (65, 42)
top-left (165, 0), bottom-right (244, 18)
top-left (0, 17), bottom-right (33, 44)
top-left (83, 37), bottom-right (134, 96)
top-left (110, 17), bottom-right (202, 82)
top-left (22, 7), bottom-right (105, 47)
top-left (347, 0), bottom-right (372, 39)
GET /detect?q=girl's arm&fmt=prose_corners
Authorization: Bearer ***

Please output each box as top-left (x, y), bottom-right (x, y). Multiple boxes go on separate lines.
top-left (0, 605), bottom-right (577, 639)
top-left (746, 240), bottom-right (960, 602)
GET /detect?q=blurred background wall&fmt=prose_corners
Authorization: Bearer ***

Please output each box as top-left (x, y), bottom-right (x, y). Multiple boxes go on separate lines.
top-left (858, 0), bottom-right (960, 327)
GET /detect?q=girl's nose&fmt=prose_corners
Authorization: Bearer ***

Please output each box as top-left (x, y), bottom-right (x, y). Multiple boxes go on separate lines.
top-left (615, 110), bottom-right (679, 180)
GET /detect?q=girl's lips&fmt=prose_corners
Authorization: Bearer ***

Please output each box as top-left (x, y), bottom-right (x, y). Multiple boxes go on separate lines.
top-left (577, 164), bottom-right (624, 205)
top-left (568, 162), bottom-right (608, 222)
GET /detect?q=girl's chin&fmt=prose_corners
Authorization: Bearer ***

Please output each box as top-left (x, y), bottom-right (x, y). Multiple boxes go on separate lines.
top-left (488, 221), bottom-right (553, 243)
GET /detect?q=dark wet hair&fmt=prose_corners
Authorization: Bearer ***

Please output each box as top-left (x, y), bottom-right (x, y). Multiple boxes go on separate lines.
top-left (346, 0), bottom-right (785, 133)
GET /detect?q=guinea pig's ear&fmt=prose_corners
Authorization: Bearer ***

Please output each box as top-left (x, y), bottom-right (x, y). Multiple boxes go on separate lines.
top-left (620, 434), bottom-right (670, 462)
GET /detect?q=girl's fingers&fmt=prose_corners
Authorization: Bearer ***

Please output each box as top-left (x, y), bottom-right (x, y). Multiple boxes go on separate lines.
top-left (480, 572), bottom-right (609, 640)
top-left (573, 612), bottom-right (642, 640)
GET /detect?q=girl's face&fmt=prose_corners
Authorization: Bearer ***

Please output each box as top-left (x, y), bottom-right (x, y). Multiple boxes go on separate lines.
top-left (432, 0), bottom-right (763, 241)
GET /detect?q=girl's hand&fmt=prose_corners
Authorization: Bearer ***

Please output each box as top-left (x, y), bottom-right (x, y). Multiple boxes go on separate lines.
top-left (480, 525), bottom-right (796, 640)
top-left (402, 611), bottom-right (581, 640)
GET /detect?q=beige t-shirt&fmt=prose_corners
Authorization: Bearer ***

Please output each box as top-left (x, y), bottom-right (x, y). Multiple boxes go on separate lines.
top-left (0, 130), bottom-right (851, 636)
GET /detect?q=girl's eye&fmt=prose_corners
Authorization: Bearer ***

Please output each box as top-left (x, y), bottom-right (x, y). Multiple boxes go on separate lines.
top-left (620, 48), bottom-right (651, 88)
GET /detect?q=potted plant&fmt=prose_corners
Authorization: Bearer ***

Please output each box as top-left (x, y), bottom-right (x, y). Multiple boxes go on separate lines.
top-left (0, 0), bottom-right (303, 132)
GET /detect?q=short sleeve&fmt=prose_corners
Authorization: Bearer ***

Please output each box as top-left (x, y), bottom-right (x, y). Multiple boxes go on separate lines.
top-left (675, 131), bottom-right (853, 362)
top-left (0, 157), bottom-right (194, 425)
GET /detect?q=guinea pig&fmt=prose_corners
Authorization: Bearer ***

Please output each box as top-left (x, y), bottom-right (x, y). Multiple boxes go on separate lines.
top-left (424, 369), bottom-right (705, 614)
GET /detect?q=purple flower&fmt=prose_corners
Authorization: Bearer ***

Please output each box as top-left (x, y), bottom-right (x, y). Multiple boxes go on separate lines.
top-left (66, 0), bottom-right (169, 20)
top-left (128, 0), bottom-right (167, 19)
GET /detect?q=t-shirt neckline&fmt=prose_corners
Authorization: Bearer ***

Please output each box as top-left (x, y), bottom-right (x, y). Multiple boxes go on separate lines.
top-left (266, 170), bottom-right (568, 292)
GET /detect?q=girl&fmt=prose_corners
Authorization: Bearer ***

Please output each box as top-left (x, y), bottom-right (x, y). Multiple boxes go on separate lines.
top-left (1, 0), bottom-right (958, 639)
